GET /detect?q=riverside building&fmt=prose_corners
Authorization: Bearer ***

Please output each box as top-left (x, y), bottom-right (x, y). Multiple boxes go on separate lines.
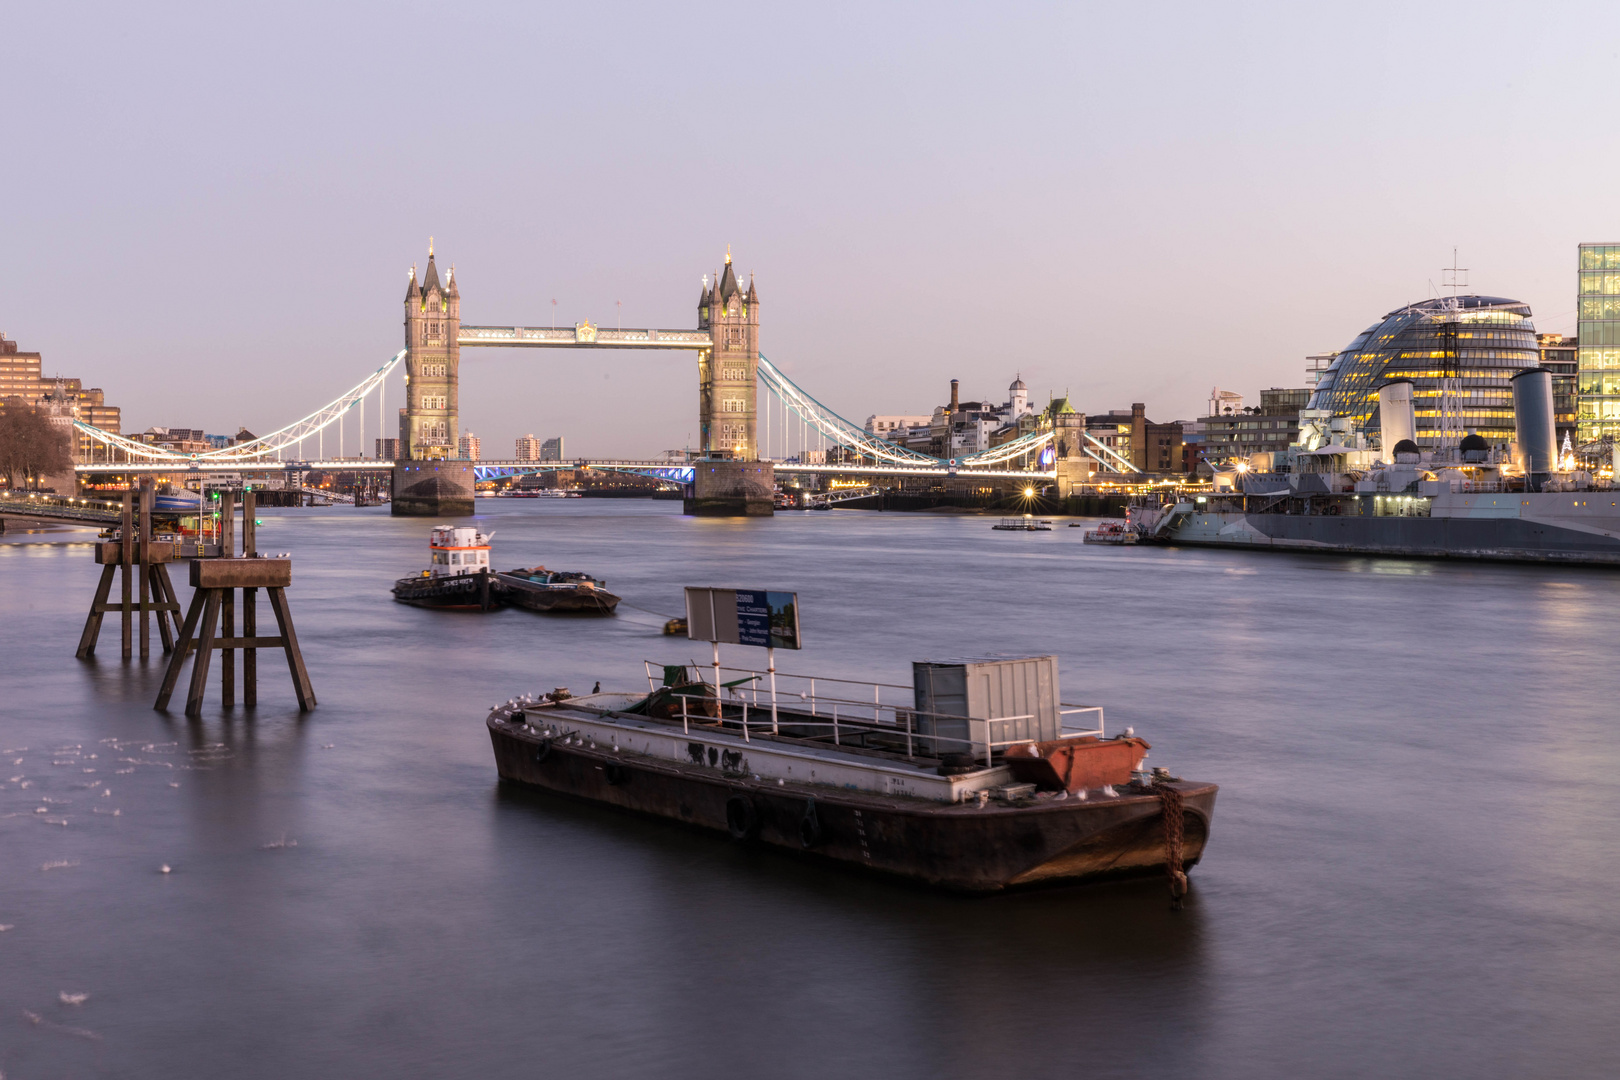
top-left (1538, 333), bottom-right (1578, 448)
top-left (0, 333), bottom-right (123, 462)
top-left (1577, 243), bottom-right (1620, 443)
top-left (1199, 388), bottom-right (1308, 464)
top-left (1307, 295), bottom-right (1539, 450)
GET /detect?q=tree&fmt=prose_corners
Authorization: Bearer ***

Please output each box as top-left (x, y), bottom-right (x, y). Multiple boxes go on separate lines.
top-left (0, 402), bottom-right (75, 490)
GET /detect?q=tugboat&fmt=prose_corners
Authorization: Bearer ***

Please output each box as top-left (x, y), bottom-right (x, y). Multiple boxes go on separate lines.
top-left (487, 650), bottom-right (1215, 895)
top-left (392, 525), bottom-right (500, 611)
top-left (496, 566), bottom-right (620, 614)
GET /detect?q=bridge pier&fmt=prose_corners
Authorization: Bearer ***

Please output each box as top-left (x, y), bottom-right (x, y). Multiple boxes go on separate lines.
top-left (391, 460), bottom-right (475, 517)
top-left (684, 460), bottom-right (775, 516)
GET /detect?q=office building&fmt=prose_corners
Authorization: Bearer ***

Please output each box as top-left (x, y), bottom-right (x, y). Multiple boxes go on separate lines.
top-left (1577, 243), bottom-right (1620, 442)
top-left (540, 436), bottom-right (564, 462)
top-left (1538, 333), bottom-right (1578, 448)
top-left (1200, 388), bottom-right (1308, 462)
top-left (458, 432), bottom-right (481, 460)
top-left (515, 435), bottom-right (541, 461)
top-left (376, 437), bottom-right (401, 461)
top-left (0, 334), bottom-right (122, 462)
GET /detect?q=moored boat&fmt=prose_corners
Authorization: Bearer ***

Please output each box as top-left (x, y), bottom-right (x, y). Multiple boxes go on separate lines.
top-left (992, 517), bottom-right (1052, 531)
top-left (487, 652), bottom-right (1215, 895)
top-left (496, 567), bottom-right (620, 613)
top-left (393, 525), bottom-right (500, 611)
top-left (1081, 520), bottom-right (1137, 545)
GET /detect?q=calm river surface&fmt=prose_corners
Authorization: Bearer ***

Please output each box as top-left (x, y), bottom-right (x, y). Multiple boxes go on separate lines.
top-left (3, 499), bottom-right (1619, 1078)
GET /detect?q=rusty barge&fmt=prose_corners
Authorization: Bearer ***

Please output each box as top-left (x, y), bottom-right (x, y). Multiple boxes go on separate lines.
top-left (486, 655), bottom-right (1216, 894)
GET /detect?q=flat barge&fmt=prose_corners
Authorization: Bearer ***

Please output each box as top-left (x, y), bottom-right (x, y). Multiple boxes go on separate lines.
top-left (487, 655), bottom-right (1215, 894)
top-left (496, 568), bottom-right (620, 613)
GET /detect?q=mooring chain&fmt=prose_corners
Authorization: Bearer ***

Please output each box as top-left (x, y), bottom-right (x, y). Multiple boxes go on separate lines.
top-left (1155, 780), bottom-right (1188, 910)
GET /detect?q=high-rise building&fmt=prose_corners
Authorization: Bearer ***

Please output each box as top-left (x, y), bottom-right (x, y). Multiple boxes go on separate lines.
top-left (0, 333), bottom-right (42, 401)
top-left (1577, 243), bottom-right (1620, 442)
top-left (375, 438), bottom-right (400, 461)
top-left (457, 432), bottom-right (481, 460)
top-left (1538, 333), bottom-right (1578, 448)
top-left (540, 436), bottom-right (563, 462)
top-left (515, 434), bottom-right (541, 461)
top-left (0, 335), bottom-right (122, 463)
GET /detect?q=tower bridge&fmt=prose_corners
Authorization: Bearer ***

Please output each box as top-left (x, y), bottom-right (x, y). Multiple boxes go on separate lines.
top-left (73, 243), bottom-right (1138, 515)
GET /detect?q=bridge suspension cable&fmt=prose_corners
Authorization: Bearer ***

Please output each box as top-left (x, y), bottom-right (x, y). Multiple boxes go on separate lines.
top-left (758, 354), bottom-right (1138, 473)
top-left (757, 355), bottom-right (939, 467)
top-left (74, 351), bottom-right (404, 464)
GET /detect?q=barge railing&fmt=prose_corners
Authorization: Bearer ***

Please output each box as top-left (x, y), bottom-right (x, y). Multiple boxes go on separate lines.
top-left (641, 661), bottom-right (1107, 765)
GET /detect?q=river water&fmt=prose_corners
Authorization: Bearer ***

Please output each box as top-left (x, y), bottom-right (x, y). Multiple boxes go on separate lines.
top-left (2, 499), bottom-right (1618, 1078)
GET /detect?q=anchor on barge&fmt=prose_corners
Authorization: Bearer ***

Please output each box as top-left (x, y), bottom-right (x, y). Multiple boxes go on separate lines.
top-left (486, 588), bottom-right (1216, 895)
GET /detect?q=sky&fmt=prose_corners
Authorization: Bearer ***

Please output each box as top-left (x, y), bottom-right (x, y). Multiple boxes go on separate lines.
top-left (6, 1), bottom-right (1620, 459)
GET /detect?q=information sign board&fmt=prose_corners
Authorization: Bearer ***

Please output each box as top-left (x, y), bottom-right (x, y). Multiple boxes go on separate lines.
top-left (685, 587), bottom-right (801, 650)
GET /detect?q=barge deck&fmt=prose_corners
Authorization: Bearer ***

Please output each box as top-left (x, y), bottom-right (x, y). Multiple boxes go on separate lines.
top-left (487, 662), bottom-right (1215, 894)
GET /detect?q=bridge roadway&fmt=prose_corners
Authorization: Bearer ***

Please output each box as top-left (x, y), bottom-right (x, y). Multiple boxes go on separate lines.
top-left (1, 492), bottom-right (124, 527)
top-left (80, 458), bottom-right (1054, 482)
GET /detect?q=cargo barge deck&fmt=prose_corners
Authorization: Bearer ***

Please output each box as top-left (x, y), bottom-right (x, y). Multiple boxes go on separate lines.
top-left (486, 658), bottom-right (1215, 894)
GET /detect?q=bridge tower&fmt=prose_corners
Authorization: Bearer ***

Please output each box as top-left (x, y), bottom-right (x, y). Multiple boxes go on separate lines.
top-left (698, 251), bottom-right (759, 458)
top-left (688, 250), bottom-right (773, 515)
top-left (402, 244), bottom-right (461, 459)
top-left (392, 242), bottom-right (474, 516)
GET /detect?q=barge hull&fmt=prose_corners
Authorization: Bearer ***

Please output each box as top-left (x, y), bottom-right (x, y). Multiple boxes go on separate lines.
top-left (488, 721), bottom-right (1214, 893)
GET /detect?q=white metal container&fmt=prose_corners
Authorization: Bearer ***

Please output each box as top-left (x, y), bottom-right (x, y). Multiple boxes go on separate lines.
top-left (912, 656), bottom-right (1059, 755)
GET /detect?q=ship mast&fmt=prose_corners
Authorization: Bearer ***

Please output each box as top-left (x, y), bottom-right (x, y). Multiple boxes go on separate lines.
top-left (1436, 249), bottom-right (1469, 459)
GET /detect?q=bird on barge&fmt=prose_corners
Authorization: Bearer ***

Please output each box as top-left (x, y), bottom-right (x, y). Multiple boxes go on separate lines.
top-left (487, 635), bottom-right (1215, 895)
top-left (392, 525), bottom-right (500, 611)
top-left (496, 567), bottom-right (620, 614)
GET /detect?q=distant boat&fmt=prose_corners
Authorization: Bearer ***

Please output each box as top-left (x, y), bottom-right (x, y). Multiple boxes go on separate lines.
top-left (992, 518), bottom-right (1052, 531)
top-left (1082, 521), bottom-right (1137, 545)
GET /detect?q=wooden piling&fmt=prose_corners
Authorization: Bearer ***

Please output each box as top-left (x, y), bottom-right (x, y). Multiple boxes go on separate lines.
top-left (120, 492), bottom-right (132, 659)
top-left (77, 489), bottom-right (183, 660)
top-left (76, 565), bottom-right (116, 660)
top-left (221, 492), bottom-right (235, 705)
top-left (138, 479), bottom-right (153, 661)
top-left (155, 556), bottom-right (314, 717)
top-left (243, 490), bottom-right (257, 707)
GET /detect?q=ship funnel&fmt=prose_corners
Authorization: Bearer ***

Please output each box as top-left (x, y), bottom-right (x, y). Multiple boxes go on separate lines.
top-left (1511, 368), bottom-right (1557, 490)
top-left (1377, 382), bottom-right (1416, 463)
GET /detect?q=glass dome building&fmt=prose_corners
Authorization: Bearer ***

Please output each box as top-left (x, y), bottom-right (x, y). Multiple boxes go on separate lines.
top-left (1307, 295), bottom-right (1539, 448)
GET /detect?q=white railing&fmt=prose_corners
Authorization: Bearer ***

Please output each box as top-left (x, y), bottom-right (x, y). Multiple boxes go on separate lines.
top-left (640, 660), bottom-right (1106, 766)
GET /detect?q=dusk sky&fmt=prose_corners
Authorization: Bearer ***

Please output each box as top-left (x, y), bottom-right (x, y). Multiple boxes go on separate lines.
top-left (7, 1), bottom-right (1618, 458)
